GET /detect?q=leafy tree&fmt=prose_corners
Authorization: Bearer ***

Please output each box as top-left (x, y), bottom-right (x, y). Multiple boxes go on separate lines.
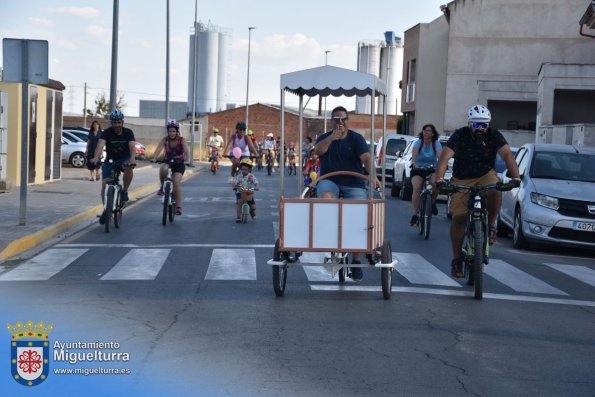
top-left (85, 91), bottom-right (126, 117)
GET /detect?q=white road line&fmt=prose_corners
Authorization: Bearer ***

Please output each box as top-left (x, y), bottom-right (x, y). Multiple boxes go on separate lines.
top-left (101, 249), bottom-right (170, 280)
top-left (205, 248), bottom-right (256, 280)
top-left (309, 285), bottom-right (595, 307)
top-left (485, 259), bottom-right (567, 295)
top-left (0, 249), bottom-right (87, 281)
top-left (546, 263), bottom-right (595, 288)
top-left (394, 253), bottom-right (461, 287)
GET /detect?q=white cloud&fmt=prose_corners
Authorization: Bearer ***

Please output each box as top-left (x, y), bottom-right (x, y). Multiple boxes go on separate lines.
top-left (130, 39), bottom-right (151, 49)
top-left (86, 25), bottom-right (111, 45)
top-left (56, 39), bottom-right (77, 50)
top-left (45, 7), bottom-right (100, 18)
top-left (29, 17), bottom-right (53, 27)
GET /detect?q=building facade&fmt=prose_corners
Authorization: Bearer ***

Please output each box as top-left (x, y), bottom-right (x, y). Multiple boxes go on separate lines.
top-left (402, 0), bottom-right (595, 146)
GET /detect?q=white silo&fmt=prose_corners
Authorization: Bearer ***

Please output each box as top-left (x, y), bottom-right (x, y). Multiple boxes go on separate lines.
top-left (379, 32), bottom-right (403, 115)
top-left (187, 21), bottom-right (230, 116)
top-left (356, 42), bottom-right (381, 114)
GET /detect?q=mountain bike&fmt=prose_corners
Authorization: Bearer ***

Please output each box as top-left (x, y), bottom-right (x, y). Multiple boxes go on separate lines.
top-left (102, 161), bottom-right (135, 233)
top-left (414, 166), bottom-right (435, 240)
top-left (439, 180), bottom-right (519, 299)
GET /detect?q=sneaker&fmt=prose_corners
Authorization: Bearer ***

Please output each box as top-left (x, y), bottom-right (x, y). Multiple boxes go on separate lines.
top-left (350, 260), bottom-right (363, 282)
top-left (451, 258), bottom-right (464, 278)
top-left (175, 207), bottom-right (182, 215)
top-left (99, 211), bottom-right (107, 225)
top-left (121, 191), bottom-right (129, 202)
top-left (432, 203), bottom-right (439, 216)
top-left (410, 215), bottom-right (419, 227)
top-left (250, 209), bottom-right (256, 219)
top-left (489, 224), bottom-right (497, 245)
top-left (157, 188), bottom-right (164, 196)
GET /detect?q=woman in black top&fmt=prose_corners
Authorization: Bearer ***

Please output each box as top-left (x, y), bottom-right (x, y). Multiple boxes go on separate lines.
top-left (86, 120), bottom-right (102, 181)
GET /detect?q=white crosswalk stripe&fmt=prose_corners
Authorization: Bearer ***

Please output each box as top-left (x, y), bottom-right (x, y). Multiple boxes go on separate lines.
top-left (205, 248), bottom-right (256, 280)
top-left (101, 249), bottom-right (170, 280)
top-left (545, 263), bottom-right (595, 288)
top-left (0, 248), bottom-right (87, 281)
top-left (485, 259), bottom-right (567, 295)
top-left (394, 253), bottom-right (461, 287)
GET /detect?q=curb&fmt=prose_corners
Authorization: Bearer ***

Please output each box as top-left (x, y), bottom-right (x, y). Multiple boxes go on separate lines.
top-left (0, 165), bottom-right (204, 262)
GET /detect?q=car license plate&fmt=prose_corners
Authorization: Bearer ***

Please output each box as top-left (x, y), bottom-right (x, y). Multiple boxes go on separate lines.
top-left (573, 221), bottom-right (595, 232)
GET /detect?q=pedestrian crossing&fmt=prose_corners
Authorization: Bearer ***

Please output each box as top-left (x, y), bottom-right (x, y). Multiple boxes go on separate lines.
top-left (1, 247), bottom-right (594, 306)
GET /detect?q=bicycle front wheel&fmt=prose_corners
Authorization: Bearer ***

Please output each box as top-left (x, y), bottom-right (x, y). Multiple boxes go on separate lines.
top-left (104, 185), bottom-right (115, 233)
top-left (418, 194), bottom-right (426, 236)
top-left (113, 189), bottom-right (122, 229)
top-left (423, 193), bottom-right (433, 240)
top-left (162, 183), bottom-right (170, 226)
top-left (473, 219), bottom-right (484, 299)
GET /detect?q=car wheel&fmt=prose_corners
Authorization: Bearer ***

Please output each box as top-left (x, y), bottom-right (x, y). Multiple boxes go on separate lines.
top-left (513, 210), bottom-right (530, 249)
top-left (70, 152), bottom-right (86, 168)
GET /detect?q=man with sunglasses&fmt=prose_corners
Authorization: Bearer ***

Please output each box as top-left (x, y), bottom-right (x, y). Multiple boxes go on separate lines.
top-left (314, 106), bottom-right (381, 281)
top-left (435, 104), bottom-right (520, 278)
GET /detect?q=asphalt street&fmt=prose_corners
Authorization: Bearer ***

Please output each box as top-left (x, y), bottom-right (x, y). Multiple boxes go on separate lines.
top-left (1, 163), bottom-right (594, 396)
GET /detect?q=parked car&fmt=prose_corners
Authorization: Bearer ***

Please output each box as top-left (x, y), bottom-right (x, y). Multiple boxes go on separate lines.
top-left (375, 134), bottom-right (417, 183)
top-left (63, 129), bottom-right (146, 160)
top-left (498, 143), bottom-right (595, 249)
top-left (61, 138), bottom-right (88, 168)
top-left (391, 136), bottom-right (451, 200)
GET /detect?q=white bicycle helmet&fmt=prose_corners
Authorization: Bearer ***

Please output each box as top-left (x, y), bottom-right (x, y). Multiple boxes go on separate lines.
top-left (467, 105), bottom-right (491, 123)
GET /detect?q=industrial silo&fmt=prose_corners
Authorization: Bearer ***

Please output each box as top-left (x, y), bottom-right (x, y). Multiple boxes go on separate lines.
top-left (187, 21), bottom-right (229, 116)
top-left (378, 32), bottom-right (403, 115)
top-left (356, 42), bottom-right (381, 114)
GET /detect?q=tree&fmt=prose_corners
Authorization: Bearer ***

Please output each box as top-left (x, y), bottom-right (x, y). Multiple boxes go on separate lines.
top-left (85, 91), bottom-right (126, 118)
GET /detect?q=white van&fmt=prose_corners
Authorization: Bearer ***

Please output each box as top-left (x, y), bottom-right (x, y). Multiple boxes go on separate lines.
top-left (374, 133), bottom-right (417, 182)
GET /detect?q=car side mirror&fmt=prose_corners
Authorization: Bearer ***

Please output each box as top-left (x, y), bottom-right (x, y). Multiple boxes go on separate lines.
top-left (396, 151), bottom-right (403, 158)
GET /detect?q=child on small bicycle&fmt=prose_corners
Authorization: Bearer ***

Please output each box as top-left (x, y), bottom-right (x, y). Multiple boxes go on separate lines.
top-left (232, 158), bottom-right (259, 222)
top-left (287, 141), bottom-right (297, 175)
top-left (302, 149), bottom-right (320, 184)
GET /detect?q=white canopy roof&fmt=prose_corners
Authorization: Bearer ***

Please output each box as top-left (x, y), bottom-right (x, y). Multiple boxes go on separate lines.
top-left (280, 65), bottom-right (387, 98)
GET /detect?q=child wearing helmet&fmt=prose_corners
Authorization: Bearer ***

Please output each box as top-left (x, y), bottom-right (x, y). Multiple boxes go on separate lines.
top-left (152, 119), bottom-right (190, 215)
top-left (232, 158), bottom-right (259, 222)
top-left (287, 141), bottom-right (297, 175)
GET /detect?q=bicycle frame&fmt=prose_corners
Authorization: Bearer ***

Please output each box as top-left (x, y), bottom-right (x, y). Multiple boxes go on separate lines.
top-left (416, 167), bottom-right (435, 239)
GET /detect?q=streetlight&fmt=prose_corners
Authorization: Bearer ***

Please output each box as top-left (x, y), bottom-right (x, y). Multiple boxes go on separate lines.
top-left (323, 50), bottom-right (331, 133)
top-left (245, 27), bottom-right (256, 131)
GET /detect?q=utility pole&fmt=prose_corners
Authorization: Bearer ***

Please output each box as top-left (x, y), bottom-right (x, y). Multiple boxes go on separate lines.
top-left (245, 27), bottom-right (255, 131)
top-left (109, 0), bottom-right (119, 113)
top-left (83, 82), bottom-right (87, 128)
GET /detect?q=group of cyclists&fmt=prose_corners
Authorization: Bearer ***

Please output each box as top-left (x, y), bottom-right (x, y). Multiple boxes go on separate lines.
top-left (93, 104), bottom-right (520, 281)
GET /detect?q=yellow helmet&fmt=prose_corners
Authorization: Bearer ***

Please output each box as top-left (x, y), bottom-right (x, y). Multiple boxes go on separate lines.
top-left (212, 127), bottom-right (219, 133)
top-left (240, 158), bottom-right (253, 169)
top-left (247, 129), bottom-right (254, 136)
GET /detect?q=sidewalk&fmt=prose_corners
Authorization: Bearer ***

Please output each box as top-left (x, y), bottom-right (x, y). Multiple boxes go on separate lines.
top-left (0, 162), bottom-right (205, 263)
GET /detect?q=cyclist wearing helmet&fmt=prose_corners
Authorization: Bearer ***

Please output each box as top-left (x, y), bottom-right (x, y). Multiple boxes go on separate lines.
top-left (91, 110), bottom-right (137, 224)
top-left (152, 119), bottom-right (190, 215)
top-left (207, 127), bottom-right (224, 167)
top-left (222, 121), bottom-right (258, 181)
top-left (287, 141), bottom-right (297, 175)
top-left (263, 133), bottom-right (277, 171)
top-left (232, 158), bottom-right (259, 222)
top-left (435, 104), bottom-right (520, 278)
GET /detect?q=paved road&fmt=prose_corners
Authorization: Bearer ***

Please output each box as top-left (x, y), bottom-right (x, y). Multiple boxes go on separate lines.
top-left (1, 165), bottom-right (594, 396)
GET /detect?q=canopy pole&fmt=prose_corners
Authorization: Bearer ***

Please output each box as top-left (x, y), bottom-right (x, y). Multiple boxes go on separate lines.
top-left (298, 95), bottom-right (305, 196)
top-left (280, 89), bottom-right (285, 195)
top-left (369, 92), bottom-right (375, 200)
top-left (382, 93), bottom-right (387, 190)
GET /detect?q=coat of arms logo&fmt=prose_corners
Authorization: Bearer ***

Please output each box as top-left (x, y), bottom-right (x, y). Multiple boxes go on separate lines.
top-left (7, 320), bottom-right (53, 386)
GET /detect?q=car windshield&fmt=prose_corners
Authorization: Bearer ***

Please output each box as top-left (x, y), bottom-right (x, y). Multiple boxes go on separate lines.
top-left (531, 151), bottom-right (595, 182)
top-left (386, 139), bottom-right (408, 156)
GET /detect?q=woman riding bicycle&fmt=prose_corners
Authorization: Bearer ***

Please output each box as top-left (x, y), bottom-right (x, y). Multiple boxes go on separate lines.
top-left (233, 158), bottom-right (259, 222)
top-left (287, 141), bottom-right (297, 175)
top-left (222, 121), bottom-right (258, 181)
top-left (263, 133), bottom-right (276, 171)
top-left (152, 119), bottom-right (190, 215)
top-left (410, 124), bottom-right (442, 227)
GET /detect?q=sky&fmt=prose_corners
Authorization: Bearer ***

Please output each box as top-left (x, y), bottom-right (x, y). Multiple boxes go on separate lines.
top-left (1, 0), bottom-right (448, 118)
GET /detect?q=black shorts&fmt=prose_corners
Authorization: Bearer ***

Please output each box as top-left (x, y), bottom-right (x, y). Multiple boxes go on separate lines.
top-left (169, 162), bottom-right (186, 175)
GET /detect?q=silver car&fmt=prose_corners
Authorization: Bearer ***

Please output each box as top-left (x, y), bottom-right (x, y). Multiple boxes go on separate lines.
top-left (498, 143), bottom-right (595, 249)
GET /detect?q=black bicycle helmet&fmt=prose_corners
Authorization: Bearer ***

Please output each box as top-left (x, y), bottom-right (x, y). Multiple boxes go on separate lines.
top-left (236, 121), bottom-right (247, 130)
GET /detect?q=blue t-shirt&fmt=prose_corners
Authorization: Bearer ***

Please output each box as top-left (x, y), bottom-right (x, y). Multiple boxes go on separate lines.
top-left (413, 139), bottom-right (442, 168)
top-left (316, 130), bottom-right (368, 188)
